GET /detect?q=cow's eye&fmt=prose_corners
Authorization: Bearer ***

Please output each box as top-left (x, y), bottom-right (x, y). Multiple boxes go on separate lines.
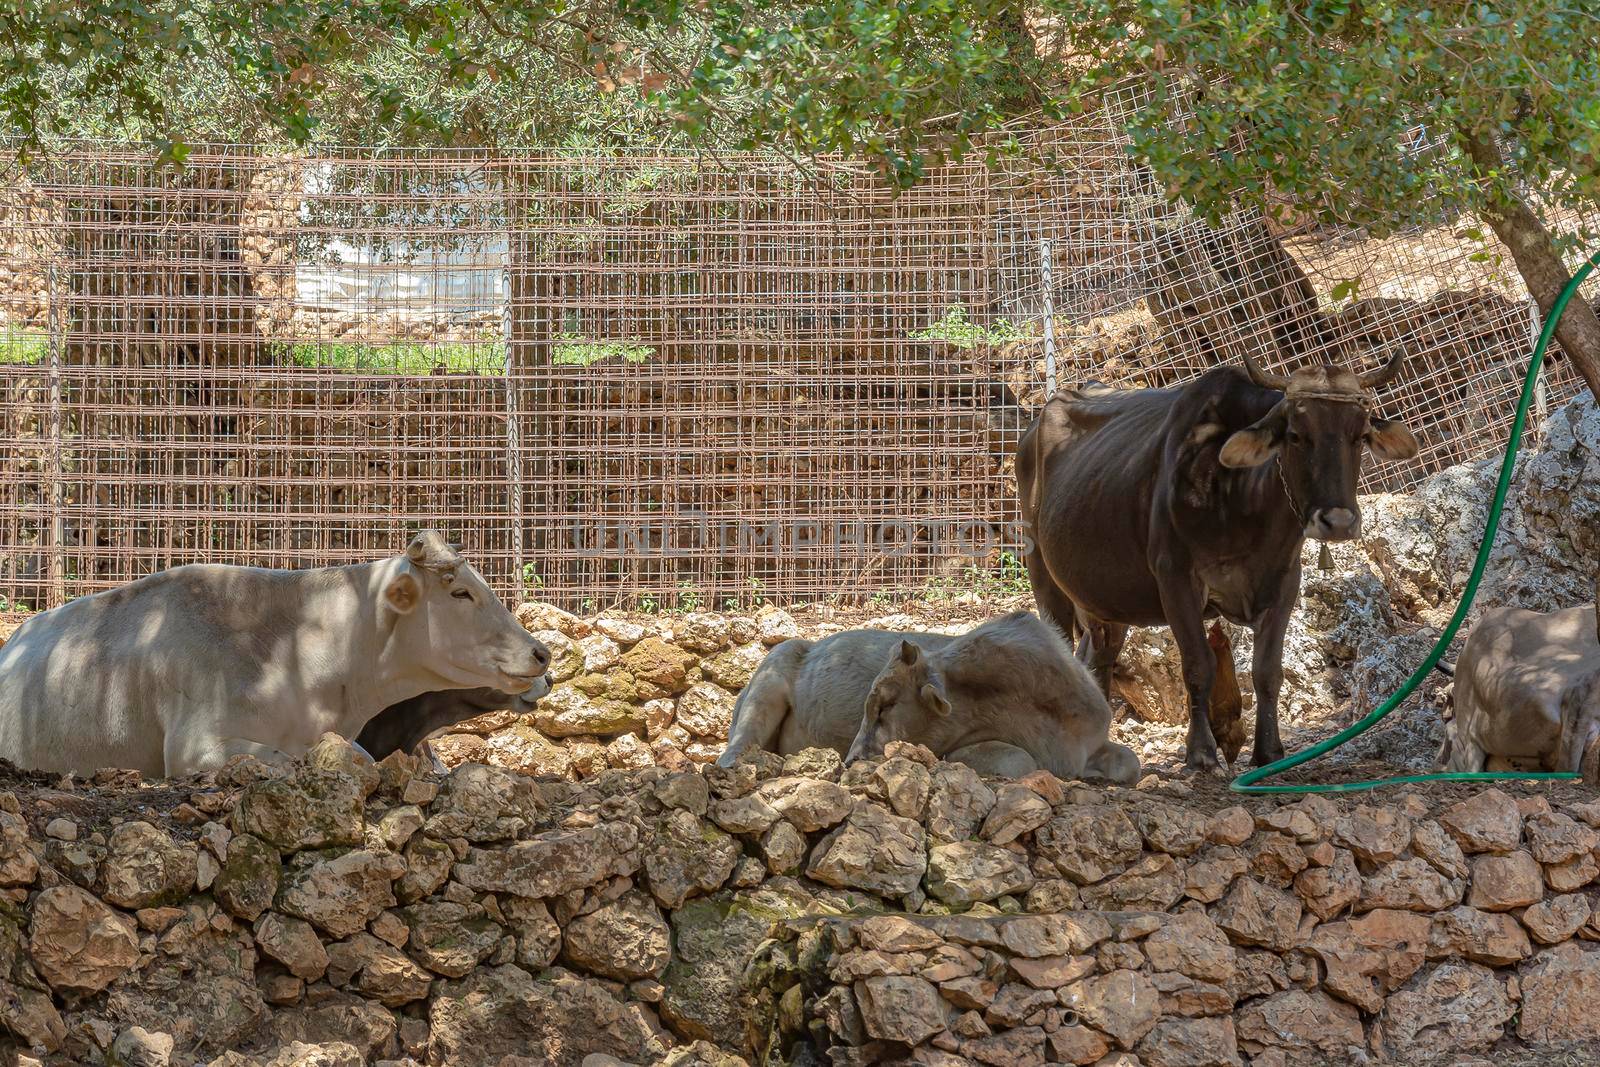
top-left (1284, 430), bottom-right (1304, 446)
top-left (451, 589), bottom-right (473, 601)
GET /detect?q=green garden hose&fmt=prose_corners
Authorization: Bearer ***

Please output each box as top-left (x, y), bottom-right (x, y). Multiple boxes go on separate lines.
top-left (1231, 251), bottom-right (1600, 795)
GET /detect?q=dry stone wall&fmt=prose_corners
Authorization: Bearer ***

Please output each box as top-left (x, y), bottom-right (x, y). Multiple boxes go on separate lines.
top-left (4, 732), bottom-right (1600, 1066)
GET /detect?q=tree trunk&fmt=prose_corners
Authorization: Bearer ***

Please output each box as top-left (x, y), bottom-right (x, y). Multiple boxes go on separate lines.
top-left (1464, 133), bottom-right (1600, 400)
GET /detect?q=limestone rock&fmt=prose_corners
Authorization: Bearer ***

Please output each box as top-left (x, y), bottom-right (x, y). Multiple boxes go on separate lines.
top-left (1135, 804), bottom-right (1210, 858)
top-left (1136, 1016), bottom-right (1241, 1067)
top-left (28, 885), bottom-right (139, 995)
top-left (1291, 847), bottom-right (1359, 921)
top-left (402, 901), bottom-right (504, 978)
top-left (1523, 894), bottom-right (1591, 944)
top-left (301, 734), bottom-right (380, 798)
top-left (855, 975), bottom-right (948, 1044)
top-left (660, 885), bottom-right (810, 1046)
top-left (455, 823), bottom-right (640, 900)
top-left (755, 608), bottom-right (798, 644)
top-left (1466, 850), bottom-right (1542, 911)
top-left (1525, 811), bottom-right (1600, 864)
top-left (1212, 878), bottom-right (1302, 952)
top-left (1081, 854), bottom-right (1184, 912)
top-left (501, 896), bottom-right (562, 971)
top-left (1409, 819), bottom-right (1468, 879)
top-left (760, 821), bottom-right (807, 876)
top-left (328, 931), bottom-right (433, 1007)
top-left (1034, 806), bottom-right (1143, 885)
top-left (1143, 912), bottom-right (1237, 984)
top-left (981, 784), bottom-right (1053, 846)
top-left (396, 835), bottom-right (454, 904)
top-left (1426, 905), bottom-right (1531, 965)
top-left (701, 643), bottom-right (767, 691)
top-left (676, 683), bottom-right (737, 738)
top-left (98, 821), bottom-right (199, 909)
top-left (561, 891), bottom-right (671, 981)
top-left (1001, 913), bottom-right (1112, 958)
top-left (752, 777), bottom-right (853, 833)
top-left (807, 800), bottom-right (928, 898)
top-left (424, 764), bottom-right (543, 842)
top-left (255, 912), bottom-right (330, 980)
top-left (1235, 989), bottom-right (1363, 1063)
top-left (925, 842), bottom-right (1035, 906)
top-left (621, 638), bottom-right (697, 699)
top-left (926, 764), bottom-right (997, 845)
top-left (276, 849), bottom-right (404, 939)
top-left (110, 1027), bottom-right (175, 1067)
top-left (1331, 805), bottom-right (1410, 864)
top-left (235, 771), bottom-right (364, 852)
top-left (1438, 789), bottom-right (1522, 853)
top-left (1520, 941), bottom-right (1600, 1044)
top-left (874, 758), bottom-right (934, 821)
top-left (429, 964), bottom-right (669, 1066)
top-left (214, 838), bottom-right (283, 921)
top-left (267, 991), bottom-right (397, 1060)
top-left (1357, 858), bottom-right (1463, 912)
top-left (1305, 908), bottom-right (1428, 1012)
top-left (1062, 969), bottom-right (1159, 1050)
top-left (643, 810), bottom-right (740, 909)
top-left (105, 901), bottom-right (266, 1054)
top-left (1184, 847), bottom-right (1249, 906)
top-left (1381, 962), bottom-right (1514, 1059)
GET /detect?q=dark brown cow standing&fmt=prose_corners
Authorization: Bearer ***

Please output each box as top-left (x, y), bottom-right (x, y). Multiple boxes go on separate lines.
top-left (1016, 353), bottom-right (1419, 772)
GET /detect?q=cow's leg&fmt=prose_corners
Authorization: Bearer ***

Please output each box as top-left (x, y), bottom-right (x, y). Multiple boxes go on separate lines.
top-left (1248, 580), bottom-right (1296, 767)
top-left (1152, 565), bottom-right (1220, 773)
top-left (716, 669), bottom-right (793, 768)
top-left (165, 733), bottom-right (295, 777)
top-left (945, 741), bottom-right (1039, 779)
top-left (1024, 547), bottom-right (1083, 650)
top-left (1082, 619), bottom-right (1129, 702)
top-left (1084, 740), bottom-right (1141, 785)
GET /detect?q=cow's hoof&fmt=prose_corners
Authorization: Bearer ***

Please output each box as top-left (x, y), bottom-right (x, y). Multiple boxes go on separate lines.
top-left (1252, 747), bottom-right (1287, 768)
top-left (1184, 750), bottom-right (1223, 776)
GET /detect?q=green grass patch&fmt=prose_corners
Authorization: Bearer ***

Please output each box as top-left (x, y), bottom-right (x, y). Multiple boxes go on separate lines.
top-left (910, 307), bottom-right (1033, 349)
top-left (551, 333), bottom-right (655, 367)
top-left (0, 333), bottom-right (48, 365)
top-left (276, 341), bottom-right (506, 374)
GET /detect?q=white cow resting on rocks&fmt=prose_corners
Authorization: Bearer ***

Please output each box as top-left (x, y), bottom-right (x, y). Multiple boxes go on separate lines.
top-left (0, 530), bottom-right (549, 777)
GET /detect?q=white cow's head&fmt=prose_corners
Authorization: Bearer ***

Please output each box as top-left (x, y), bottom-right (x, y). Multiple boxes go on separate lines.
top-left (382, 530), bottom-right (550, 693)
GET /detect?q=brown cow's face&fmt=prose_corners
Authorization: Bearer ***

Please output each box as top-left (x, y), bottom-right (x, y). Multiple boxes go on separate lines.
top-left (1219, 393), bottom-right (1417, 542)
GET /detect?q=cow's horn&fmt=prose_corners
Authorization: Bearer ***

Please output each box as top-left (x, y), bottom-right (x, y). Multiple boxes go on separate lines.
top-left (1240, 351), bottom-right (1289, 391)
top-left (1358, 348), bottom-right (1406, 391)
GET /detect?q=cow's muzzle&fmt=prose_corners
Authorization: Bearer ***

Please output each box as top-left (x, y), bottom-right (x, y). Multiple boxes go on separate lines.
top-left (1306, 507), bottom-right (1360, 542)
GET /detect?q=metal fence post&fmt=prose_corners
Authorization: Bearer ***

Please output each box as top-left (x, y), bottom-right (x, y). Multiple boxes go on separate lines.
top-left (1040, 237), bottom-right (1057, 399)
top-left (45, 261), bottom-right (65, 609)
top-left (503, 261), bottom-right (526, 597)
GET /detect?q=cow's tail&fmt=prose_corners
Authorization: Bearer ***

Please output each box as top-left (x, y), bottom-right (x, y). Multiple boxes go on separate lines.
top-left (1432, 660), bottom-right (1454, 678)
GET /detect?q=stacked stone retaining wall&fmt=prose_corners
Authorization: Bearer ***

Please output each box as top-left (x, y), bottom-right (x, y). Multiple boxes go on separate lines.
top-left (2, 731), bottom-right (1600, 1066)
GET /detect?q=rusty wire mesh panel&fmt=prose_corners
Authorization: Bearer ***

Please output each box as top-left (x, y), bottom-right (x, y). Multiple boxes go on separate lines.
top-left (0, 122), bottom-right (1593, 613)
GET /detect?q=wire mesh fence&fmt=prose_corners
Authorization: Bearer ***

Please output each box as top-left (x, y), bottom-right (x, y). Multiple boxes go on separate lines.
top-left (0, 116), bottom-right (1592, 613)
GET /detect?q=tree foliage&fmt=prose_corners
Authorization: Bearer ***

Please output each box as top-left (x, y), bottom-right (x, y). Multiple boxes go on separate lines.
top-left (6, 0), bottom-right (1600, 386)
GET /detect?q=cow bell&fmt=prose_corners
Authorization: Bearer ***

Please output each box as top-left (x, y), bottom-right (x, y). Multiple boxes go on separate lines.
top-left (1318, 542), bottom-right (1334, 571)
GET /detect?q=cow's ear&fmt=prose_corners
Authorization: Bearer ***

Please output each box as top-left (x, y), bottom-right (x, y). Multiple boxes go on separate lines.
top-left (898, 640), bottom-right (922, 666)
top-left (919, 683), bottom-right (952, 718)
top-left (1219, 405), bottom-right (1286, 468)
top-left (384, 565), bottom-right (422, 614)
top-left (1366, 417), bottom-right (1419, 461)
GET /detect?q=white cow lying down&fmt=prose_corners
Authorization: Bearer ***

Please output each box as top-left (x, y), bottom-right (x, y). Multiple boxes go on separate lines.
top-left (1439, 598), bottom-right (1600, 776)
top-left (0, 531), bottom-right (550, 777)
